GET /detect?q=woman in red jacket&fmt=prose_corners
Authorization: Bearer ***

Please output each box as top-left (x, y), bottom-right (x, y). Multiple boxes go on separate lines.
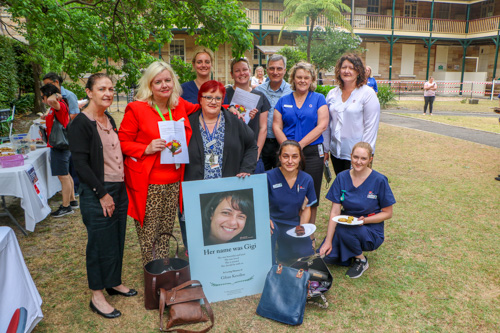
top-left (118, 61), bottom-right (198, 266)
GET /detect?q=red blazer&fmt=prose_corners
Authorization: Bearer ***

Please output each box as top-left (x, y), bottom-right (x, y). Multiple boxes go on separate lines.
top-left (118, 99), bottom-right (198, 225)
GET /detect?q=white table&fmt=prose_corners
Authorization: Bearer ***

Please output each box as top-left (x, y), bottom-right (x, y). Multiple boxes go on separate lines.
top-left (0, 227), bottom-right (43, 332)
top-left (0, 148), bottom-right (61, 232)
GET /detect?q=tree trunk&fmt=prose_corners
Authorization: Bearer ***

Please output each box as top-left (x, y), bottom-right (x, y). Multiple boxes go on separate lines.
top-left (307, 17), bottom-right (316, 62)
top-left (31, 62), bottom-right (44, 114)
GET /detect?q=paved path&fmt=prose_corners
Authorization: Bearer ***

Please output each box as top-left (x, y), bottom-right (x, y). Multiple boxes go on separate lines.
top-left (380, 111), bottom-right (500, 149)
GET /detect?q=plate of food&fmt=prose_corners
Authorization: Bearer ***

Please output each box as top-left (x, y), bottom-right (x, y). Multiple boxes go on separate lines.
top-left (286, 223), bottom-right (316, 238)
top-left (333, 215), bottom-right (363, 225)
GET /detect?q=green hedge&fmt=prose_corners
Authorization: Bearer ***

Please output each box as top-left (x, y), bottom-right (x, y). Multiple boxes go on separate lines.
top-left (0, 36), bottom-right (19, 108)
top-left (315, 85), bottom-right (335, 98)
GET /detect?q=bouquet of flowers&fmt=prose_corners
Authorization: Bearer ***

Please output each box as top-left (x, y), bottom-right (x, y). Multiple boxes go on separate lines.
top-left (234, 104), bottom-right (246, 114)
top-left (166, 140), bottom-right (182, 156)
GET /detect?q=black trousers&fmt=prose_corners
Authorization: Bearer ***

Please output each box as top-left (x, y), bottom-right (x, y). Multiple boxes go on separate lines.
top-left (262, 138), bottom-right (280, 171)
top-left (424, 96), bottom-right (435, 114)
top-left (80, 182), bottom-right (128, 290)
top-left (331, 153), bottom-right (351, 176)
top-left (303, 144), bottom-right (324, 208)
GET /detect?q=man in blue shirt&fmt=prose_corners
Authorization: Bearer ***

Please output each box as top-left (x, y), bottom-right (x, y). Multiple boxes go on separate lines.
top-left (255, 54), bottom-right (293, 170)
top-left (43, 73), bottom-right (80, 120)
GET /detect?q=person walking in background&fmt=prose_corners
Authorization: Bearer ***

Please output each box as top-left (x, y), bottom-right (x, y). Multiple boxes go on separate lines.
top-left (119, 61), bottom-right (198, 267)
top-left (323, 53), bottom-right (380, 175)
top-left (251, 66), bottom-right (266, 89)
top-left (69, 73), bottom-right (136, 319)
top-left (273, 61), bottom-right (328, 226)
top-left (181, 47), bottom-right (214, 104)
top-left (423, 77), bottom-right (437, 115)
top-left (365, 66), bottom-right (378, 94)
top-left (255, 54), bottom-right (293, 171)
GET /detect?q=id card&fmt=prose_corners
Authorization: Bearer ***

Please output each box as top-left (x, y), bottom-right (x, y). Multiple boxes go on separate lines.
top-left (318, 144), bottom-right (324, 158)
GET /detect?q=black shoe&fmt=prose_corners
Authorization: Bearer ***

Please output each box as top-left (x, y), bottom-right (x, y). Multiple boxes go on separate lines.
top-left (50, 205), bottom-right (74, 218)
top-left (106, 287), bottom-right (138, 297)
top-left (495, 176), bottom-right (500, 181)
top-left (346, 257), bottom-right (369, 278)
top-left (89, 301), bottom-right (121, 319)
top-left (70, 200), bottom-right (79, 209)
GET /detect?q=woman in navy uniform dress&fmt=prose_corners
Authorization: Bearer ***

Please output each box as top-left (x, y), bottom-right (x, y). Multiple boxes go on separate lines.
top-left (267, 140), bottom-right (317, 264)
top-left (319, 142), bottom-right (396, 278)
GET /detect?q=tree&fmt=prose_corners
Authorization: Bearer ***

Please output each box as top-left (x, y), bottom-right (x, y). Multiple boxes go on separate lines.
top-left (0, 36), bottom-right (19, 108)
top-left (296, 26), bottom-right (363, 72)
top-left (280, 0), bottom-right (351, 62)
top-left (277, 45), bottom-right (307, 81)
top-left (0, 0), bottom-right (253, 112)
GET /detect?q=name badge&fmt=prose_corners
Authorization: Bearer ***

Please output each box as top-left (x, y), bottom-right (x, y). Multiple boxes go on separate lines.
top-left (273, 183), bottom-right (283, 189)
top-left (283, 104), bottom-right (293, 108)
top-left (318, 144), bottom-right (324, 158)
top-left (367, 192), bottom-right (377, 199)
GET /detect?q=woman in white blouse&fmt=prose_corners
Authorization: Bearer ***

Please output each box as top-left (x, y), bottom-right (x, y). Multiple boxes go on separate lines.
top-left (323, 54), bottom-right (380, 175)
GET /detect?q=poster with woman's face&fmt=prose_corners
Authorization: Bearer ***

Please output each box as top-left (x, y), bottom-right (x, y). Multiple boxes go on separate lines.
top-left (182, 175), bottom-right (271, 303)
top-left (200, 189), bottom-right (256, 246)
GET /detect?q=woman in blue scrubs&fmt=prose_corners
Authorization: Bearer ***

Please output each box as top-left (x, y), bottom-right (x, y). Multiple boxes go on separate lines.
top-left (267, 140), bottom-right (317, 264)
top-left (319, 142), bottom-right (396, 278)
top-left (272, 62), bottom-right (329, 226)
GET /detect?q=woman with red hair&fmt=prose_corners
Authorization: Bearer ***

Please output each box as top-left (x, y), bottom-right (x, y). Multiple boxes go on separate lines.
top-left (184, 80), bottom-right (257, 181)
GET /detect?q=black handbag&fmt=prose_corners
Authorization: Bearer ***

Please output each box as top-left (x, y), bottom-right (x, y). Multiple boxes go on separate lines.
top-left (256, 264), bottom-right (310, 326)
top-left (48, 116), bottom-right (69, 150)
top-left (144, 233), bottom-right (191, 310)
top-left (291, 254), bottom-right (333, 308)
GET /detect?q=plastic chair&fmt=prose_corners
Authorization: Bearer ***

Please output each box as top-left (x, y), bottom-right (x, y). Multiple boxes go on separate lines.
top-left (0, 104), bottom-right (16, 143)
top-left (6, 307), bottom-right (27, 333)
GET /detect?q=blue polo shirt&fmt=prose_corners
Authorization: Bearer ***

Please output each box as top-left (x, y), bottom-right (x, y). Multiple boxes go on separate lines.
top-left (255, 80), bottom-right (293, 139)
top-left (274, 91), bottom-right (326, 145)
top-left (267, 168), bottom-right (317, 226)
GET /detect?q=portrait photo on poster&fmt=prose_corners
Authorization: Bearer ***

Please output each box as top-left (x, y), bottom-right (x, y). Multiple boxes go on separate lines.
top-left (200, 189), bottom-right (256, 246)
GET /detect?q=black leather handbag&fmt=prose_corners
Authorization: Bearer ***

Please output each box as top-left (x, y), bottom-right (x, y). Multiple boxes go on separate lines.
top-left (48, 116), bottom-right (69, 150)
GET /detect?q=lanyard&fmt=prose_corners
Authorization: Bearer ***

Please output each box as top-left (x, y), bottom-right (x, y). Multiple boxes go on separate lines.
top-left (155, 105), bottom-right (172, 121)
top-left (201, 112), bottom-right (220, 148)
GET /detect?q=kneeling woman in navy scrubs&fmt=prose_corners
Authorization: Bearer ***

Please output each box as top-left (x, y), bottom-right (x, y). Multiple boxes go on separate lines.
top-left (267, 140), bottom-right (317, 264)
top-left (319, 142), bottom-right (396, 278)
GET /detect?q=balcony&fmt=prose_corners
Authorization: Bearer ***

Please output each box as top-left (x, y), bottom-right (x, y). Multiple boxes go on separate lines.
top-left (245, 9), bottom-right (500, 39)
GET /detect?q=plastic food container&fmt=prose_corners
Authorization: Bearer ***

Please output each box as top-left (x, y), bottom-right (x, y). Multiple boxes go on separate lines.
top-left (0, 154), bottom-right (24, 168)
top-left (11, 133), bottom-right (31, 155)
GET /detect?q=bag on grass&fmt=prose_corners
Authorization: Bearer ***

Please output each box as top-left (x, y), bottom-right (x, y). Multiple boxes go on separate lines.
top-left (291, 254), bottom-right (333, 308)
top-left (144, 232), bottom-right (190, 310)
top-left (256, 264), bottom-right (310, 326)
top-left (159, 280), bottom-right (214, 332)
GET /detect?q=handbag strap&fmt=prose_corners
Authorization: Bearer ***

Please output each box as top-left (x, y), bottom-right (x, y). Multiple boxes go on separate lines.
top-left (159, 281), bottom-right (214, 333)
top-left (152, 232), bottom-right (180, 260)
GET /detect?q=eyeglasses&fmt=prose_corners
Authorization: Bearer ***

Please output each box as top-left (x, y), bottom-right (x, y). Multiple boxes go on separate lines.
top-left (201, 96), bottom-right (223, 103)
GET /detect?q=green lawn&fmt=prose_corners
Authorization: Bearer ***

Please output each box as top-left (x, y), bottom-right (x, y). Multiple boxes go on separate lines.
top-left (5, 122), bottom-right (500, 332)
top-left (391, 113), bottom-right (500, 134)
top-left (388, 98), bottom-right (499, 113)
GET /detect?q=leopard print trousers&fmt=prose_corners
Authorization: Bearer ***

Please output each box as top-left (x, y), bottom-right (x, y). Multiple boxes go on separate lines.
top-left (135, 182), bottom-right (179, 267)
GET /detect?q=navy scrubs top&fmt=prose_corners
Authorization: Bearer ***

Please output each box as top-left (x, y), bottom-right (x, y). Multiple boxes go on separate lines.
top-left (326, 169), bottom-right (396, 234)
top-left (180, 81), bottom-right (199, 104)
top-left (267, 168), bottom-right (317, 226)
top-left (274, 91), bottom-right (327, 146)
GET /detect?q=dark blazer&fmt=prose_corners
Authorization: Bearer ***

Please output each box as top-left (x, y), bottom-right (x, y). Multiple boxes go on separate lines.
top-left (184, 108), bottom-right (258, 181)
top-left (68, 112), bottom-right (118, 199)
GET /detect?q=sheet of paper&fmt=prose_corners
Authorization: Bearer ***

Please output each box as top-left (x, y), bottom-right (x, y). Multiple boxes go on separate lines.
top-left (158, 121), bottom-right (189, 164)
top-left (230, 87), bottom-right (261, 124)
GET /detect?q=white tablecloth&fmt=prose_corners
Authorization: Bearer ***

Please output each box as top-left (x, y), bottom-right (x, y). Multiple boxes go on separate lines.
top-left (0, 148), bottom-right (61, 232)
top-left (0, 227), bottom-right (43, 332)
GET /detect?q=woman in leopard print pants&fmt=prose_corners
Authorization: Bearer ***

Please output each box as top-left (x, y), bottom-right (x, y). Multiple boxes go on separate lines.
top-left (119, 61), bottom-right (199, 266)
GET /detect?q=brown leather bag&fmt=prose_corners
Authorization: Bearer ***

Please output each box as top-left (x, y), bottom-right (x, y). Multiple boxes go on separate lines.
top-left (144, 233), bottom-right (190, 310)
top-left (159, 280), bottom-right (214, 333)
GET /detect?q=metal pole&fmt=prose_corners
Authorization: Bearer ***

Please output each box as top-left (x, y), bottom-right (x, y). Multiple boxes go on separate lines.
top-left (426, 0), bottom-right (435, 80)
top-left (490, 20), bottom-right (500, 99)
top-left (389, 0), bottom-right (396, 82)
top-left (259, 0), bottom-right (262, 66)
top-left (460, 5), bottom-right (471, 96)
